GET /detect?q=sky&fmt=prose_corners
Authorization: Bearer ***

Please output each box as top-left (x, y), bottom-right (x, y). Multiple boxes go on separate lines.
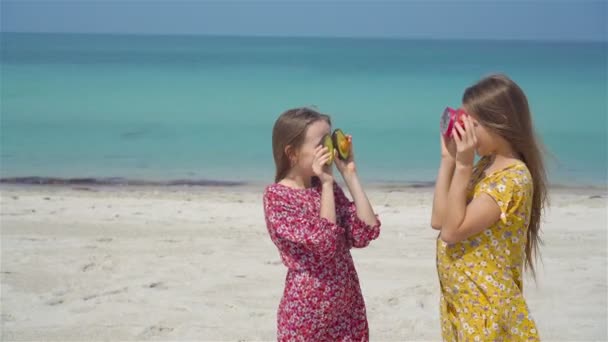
top-left (1, 1), bottom-right (606, 41)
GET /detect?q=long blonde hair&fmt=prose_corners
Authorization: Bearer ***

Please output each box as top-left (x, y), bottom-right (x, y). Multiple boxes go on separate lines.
top-left (463, 74), bottom-right (548, 277)
top-left (271, 107), bottom-right (331, 182)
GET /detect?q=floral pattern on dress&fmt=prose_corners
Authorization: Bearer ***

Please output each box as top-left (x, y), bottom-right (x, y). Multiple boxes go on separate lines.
top-left (264, 178), bottom-right (381, 341)
top-left (436, 157), bottom-right (540, 341)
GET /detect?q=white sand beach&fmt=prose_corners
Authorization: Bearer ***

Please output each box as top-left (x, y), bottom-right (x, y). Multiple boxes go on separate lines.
top-left (1, 184), bottom-right (606, 341)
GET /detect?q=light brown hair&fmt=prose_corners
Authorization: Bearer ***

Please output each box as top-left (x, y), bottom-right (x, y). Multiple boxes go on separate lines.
top-left (463, 74), bottom-right (548, 277)
top-left (272, 107), bottom-right (331, 182)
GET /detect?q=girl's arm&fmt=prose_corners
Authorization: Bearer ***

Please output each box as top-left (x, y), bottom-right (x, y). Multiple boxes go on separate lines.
top-left (431, 157), bottom-right (455, 229)
top-left (440, 166), bottom-right (501, 244)
top-left (342, 171), bottom-right (378, 226)
top-left (315, 145), bottom-right (337, 224)
top-left (440, 116), bottom-right (501, 244)
top-left (431, 135), bottom-right (457, 229)
top-left (320, 180), bottom-right (337, 224)
top-left (334, 174), bottom-right (381, 248)
top-left (333, 135), bottom-right (378, 226)
top-left (333, 136), bottom-right (381, 248)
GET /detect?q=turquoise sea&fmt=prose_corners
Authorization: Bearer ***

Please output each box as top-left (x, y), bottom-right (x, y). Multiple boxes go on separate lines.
top-left (1, 33), bottom-right (606, 186)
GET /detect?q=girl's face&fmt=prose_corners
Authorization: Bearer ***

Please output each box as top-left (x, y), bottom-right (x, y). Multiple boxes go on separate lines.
top-left (288, 120), bottom-right (331, 179)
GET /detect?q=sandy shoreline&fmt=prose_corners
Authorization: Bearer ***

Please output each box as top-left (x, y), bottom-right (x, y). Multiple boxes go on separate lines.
top-left (1, 184), bottom-right (606, 341)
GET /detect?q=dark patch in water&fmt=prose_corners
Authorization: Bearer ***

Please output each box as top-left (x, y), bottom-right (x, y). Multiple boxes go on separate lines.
top-left (120, 130), bottom-right (148, 140)
top-left (72, 186), bottom-right (98, 192)
top-left (103, 154), bottom-right (134, 160)
top-left (377, 181), bottom-right (436, 190)
top-left (0, 176), bottom-right (246, 187)
top-left (408, 181), bottom-right (435, 188)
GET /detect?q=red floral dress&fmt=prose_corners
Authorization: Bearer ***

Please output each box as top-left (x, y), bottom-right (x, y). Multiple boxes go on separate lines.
top-left (263, 178), bottom-right (381, 341)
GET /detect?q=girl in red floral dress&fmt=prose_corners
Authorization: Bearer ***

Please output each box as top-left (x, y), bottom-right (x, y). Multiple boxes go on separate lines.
top-left (263, 107), bottom-right (381, 341)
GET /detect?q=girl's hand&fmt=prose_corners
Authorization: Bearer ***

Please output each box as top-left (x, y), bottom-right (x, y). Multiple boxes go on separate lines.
top-left (312, 145), bottom-right (334, 184)
top-left (440, 134), bottom-right (457, 161)
top-left (453, 115), bottom-right (477, 168)
top-left (334, 135), bottom-right (357, 178)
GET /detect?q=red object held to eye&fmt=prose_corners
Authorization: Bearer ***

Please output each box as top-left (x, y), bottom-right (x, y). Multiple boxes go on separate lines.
top-left (440, 107), bottom-right (466, 139)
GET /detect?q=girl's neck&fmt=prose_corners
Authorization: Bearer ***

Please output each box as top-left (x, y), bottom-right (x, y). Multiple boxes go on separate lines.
top-left (280, 172), bottom-right (312, 189)
top-left (488, 145), bottom-right (522, 171)
top-left (494, 141), bottom-right (520, 161)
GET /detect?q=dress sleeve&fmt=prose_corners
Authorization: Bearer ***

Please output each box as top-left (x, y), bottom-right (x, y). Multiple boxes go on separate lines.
top-left (476, 166), bottom-right (532, 224)
top-left (263, 185), bottom-right (345, 259)
top-left (333, 183), bottom-right (381, 248)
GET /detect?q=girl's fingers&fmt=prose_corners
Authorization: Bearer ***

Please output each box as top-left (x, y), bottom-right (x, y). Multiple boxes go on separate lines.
top-left (453, 128), bottom-right (463, 144)
top-left (454, 122), bottom-right (466, 141)
top-left (316, 148), bottom-right (331, 161)
top-left (470, 118), bottom-right (478, 145)
top-left (465, 116), bottom-right (475, 142)
top-left (315, 146), bottom-right (328, 158)
top-left (462, 116), bottom-right (470, 137)
top-left (471, 127), bottom-right (478, 146)
top-left (313, 146), bottom-right (325, 159)
top-left (465, 116), bottom-right (478, 146)
top-left (319, 155), bottom-right (330, 165)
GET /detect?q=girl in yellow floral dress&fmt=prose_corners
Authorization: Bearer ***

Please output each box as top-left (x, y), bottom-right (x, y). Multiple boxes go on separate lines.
top-left (431, 74), bottom-right (548, 341)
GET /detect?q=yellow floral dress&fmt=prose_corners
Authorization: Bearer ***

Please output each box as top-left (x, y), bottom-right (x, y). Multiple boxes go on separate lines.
top-left (436, 156), bottom-right (540, 341)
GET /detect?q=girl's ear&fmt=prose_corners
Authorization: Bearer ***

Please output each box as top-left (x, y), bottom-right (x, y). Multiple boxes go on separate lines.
top-left (284, 145), bottom-right (297, 167)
